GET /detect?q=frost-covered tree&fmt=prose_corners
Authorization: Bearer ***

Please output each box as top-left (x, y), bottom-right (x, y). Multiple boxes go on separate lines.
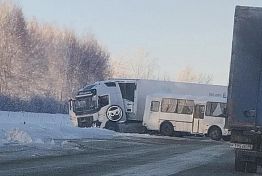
top-left (176, 66), bottom-right (213, 84)
top-left (0, 1), bottom-right (29, 97)
top-left (0, 1), bottom-right (111, 113)
top-left (66, 34), bottom-right (110, 96)
top-left (111, 48), bottom-right (158, 80)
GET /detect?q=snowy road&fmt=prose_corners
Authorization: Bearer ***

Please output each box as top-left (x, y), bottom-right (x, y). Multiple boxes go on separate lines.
top-left (0, 135), bottom-right (260, 176)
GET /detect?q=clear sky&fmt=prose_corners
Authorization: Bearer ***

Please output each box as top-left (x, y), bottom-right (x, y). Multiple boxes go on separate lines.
top-left (16, 0), bottom-right (262, 85)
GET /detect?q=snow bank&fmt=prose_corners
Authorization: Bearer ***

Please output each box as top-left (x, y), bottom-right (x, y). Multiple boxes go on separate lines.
top-left (0, 111), bottom-right (115, 146)
top-left (6, 128), bottom-right (33, 144)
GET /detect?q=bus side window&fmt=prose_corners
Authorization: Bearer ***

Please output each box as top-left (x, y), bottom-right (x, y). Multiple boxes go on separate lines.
top-left (150, 101), bottom-right (160, 112)
top-left (205, 102), bottom-right (226, 117)
top-left (98, 95), bottom-right (109, 108)
top-left (161, 98), bottom-right (177, 113)
top-left (194, 105), bottom-right (205, 119)
top-left (200, 106), bottom-right (205, 118)
top-left (176, 99), bottom-right (194, 115)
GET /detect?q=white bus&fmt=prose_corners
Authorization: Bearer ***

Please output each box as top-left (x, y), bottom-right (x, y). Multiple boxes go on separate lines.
top-left (142, 94), bottom-right (231, 140)
top-left (69, 79), bottom-right (227, 133)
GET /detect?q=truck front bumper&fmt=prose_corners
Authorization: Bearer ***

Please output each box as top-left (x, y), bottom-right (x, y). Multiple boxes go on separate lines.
top-left (77, 116), bottom-right (93, 127)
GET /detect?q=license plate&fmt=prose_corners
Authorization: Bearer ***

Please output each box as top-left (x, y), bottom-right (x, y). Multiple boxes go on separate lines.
top-left (231, 143), bottom-right (253, 150)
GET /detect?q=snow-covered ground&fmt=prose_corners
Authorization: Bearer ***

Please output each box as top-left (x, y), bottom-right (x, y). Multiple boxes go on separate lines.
top-left (0, 110), bottom-right (214, 149)
top-left (0, 111), bottom-right (115, 146)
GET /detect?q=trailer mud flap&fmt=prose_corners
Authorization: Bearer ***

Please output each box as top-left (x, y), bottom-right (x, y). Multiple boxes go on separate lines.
top-left (256, 71), bottom-right (262, 126)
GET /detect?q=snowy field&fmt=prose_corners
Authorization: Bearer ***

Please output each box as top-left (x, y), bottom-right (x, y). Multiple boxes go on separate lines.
top-left (0, 111), bottom-right (115, 146)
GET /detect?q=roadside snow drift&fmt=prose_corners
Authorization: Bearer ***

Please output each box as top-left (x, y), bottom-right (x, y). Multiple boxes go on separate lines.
top-left (0, 111), bottom-right (115, 145)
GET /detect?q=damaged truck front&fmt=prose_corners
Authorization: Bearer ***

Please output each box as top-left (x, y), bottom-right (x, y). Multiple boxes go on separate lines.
top-left (228, 6), bottom-right (262, 173)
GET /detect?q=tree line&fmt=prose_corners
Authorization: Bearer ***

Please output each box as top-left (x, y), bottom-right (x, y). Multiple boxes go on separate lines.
top-left (0, 2), bottom-right (111, 113)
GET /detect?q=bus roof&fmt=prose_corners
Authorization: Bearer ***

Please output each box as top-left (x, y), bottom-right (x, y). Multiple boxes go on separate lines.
top-left (146, 93), bottom-right (227, 103)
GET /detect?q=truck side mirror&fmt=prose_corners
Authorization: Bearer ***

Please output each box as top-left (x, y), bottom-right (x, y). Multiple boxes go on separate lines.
top-left (68, 99), bottom-right (72, 110)
top-left (68, 99), bottom-right (75, 111)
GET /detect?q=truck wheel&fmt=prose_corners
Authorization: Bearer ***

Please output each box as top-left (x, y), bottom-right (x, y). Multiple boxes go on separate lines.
top-left (246, 162), bottom-right (257, 173)
top-left (160, 121), bottom-right (174, 136)
top-left (209, 127), bottom-right (222, 141)
top-left (235, 153), bottom-right (245, 172)
top-left (105, 121), bottom-right (119, 132)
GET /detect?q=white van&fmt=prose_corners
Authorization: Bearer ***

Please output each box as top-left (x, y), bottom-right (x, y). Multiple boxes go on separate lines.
top-left (142, 94), bottom-right (231, 140)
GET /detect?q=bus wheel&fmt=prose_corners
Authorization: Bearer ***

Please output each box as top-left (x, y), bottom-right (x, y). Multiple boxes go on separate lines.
top-left (160, 121), bottom-right (174, 136)
top-left (105, 121), bottom-right (119, 132)
top-left (209, 127), bottom-right (222, 141)
top-left (235, 152), bottom-right (245, 172)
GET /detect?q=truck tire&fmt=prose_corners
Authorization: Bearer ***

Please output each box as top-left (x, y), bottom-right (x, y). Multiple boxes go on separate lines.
top-left (105, 121), bottom-right (119, 132)
top-left (235, 150), bottom-right (257, 173)
top-left (209, 127), bottom-right (222, 141)
top-left (160, 121), bottom-right (174, 136)
top-left (246, 162), bottom-right (257, 173)
top-left (235, 153), bottom-right (246, 172)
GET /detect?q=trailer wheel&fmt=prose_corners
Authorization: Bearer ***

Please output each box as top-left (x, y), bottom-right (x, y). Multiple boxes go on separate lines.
top-left (235, 150), bottom-right (257, 173)
top-left (160, 121), bottom-right (174, 136)
top-left (235, 151), bottom-right (246, 172)
top-left (105, 121), bottom-right (119, 132)
top-left (246, 162), bottom-right (257, 173)
top-left (208, 126), bottom-right (222, 141)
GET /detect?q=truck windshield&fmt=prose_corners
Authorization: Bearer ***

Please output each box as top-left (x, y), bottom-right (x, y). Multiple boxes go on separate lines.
top-left (74, 95), bottom-right (97, 113)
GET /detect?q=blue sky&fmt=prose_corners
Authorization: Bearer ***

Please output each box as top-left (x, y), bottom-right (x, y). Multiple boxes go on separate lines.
top-left (16, 0), bottom-right (262, 85)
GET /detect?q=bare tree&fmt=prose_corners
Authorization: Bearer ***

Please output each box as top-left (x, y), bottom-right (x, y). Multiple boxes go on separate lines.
top-left (66, 34), bottom-right (111, 96)
top-left (0, 1), bottom-right (111, 107)
top-left (111, 48), bottom-right (158, 80)
top-left (176, 66), bottom-right (213, 84)
top-left (0, 1), bottom-right (29, 97)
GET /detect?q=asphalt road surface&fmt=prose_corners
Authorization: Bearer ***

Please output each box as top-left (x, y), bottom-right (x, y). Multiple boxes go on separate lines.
top-left (0, 134), bottom-right (260, 176)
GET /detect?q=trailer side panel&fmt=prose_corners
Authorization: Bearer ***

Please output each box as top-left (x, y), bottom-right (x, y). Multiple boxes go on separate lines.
top-left (228, 6), bottom-right (262, 129)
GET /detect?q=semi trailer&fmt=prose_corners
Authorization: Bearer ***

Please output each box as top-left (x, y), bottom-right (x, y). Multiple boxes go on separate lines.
top-left (228, 6), bottom-right (262, 173)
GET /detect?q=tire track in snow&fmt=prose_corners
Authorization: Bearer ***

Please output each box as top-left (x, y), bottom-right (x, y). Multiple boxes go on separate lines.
top-left (105, 144), bottom-right (231, 176)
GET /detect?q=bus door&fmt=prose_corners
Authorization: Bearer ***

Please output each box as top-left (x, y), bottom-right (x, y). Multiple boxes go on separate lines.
top-left (192, 104), bottom-right (205, 133)
top-left (144, 100), bottom-right (160, 130)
